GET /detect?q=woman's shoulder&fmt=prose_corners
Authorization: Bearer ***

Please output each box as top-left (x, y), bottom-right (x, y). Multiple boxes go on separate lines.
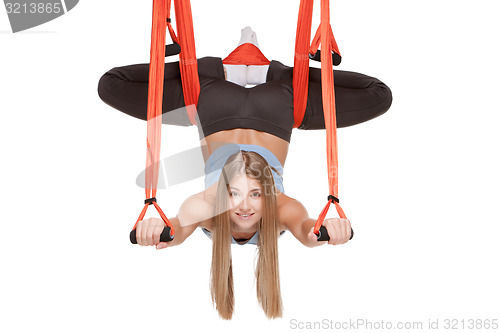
top-left (277, 193), bottom-right (309, 229)
top-left (178, 188), bottom-right (216, 230)
top-left (277, 192), bottom-right (298, 208)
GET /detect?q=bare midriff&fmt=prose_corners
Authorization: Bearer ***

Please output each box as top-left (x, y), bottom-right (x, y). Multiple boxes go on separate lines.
top-left (200, 128), bottom-right (290, 167)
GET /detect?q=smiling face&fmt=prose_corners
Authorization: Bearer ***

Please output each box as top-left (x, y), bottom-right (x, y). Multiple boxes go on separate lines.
top-left (227, 173), bottom-right (263, 234)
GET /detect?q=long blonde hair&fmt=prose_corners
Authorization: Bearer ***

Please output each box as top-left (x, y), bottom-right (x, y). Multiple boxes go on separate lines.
top-left (210, 150), bottom-right (283, 319)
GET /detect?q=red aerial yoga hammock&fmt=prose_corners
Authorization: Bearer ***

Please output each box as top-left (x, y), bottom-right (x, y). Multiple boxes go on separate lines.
top-left (131, 0), bottom-right (349, 242)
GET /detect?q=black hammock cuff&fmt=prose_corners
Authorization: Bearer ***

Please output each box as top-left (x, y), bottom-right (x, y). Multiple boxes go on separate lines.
top-left (145, 197), bottom-right (157, 205)
top-left (328, 195), bottom-right (340, 203)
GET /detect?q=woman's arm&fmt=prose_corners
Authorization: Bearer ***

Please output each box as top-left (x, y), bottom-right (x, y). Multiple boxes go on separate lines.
top-left (279, 195), bottom-right (352, 248)
top-left (172, 193), bottom-right (215, 245)
top-left (279, 196), bottom-right (322, 248)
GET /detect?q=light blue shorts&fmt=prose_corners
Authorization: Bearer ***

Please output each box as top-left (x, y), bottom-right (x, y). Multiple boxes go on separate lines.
top-left (201, 227), bottom-right (260, 245)
top-left (203, 143), bottom-right (285, 193)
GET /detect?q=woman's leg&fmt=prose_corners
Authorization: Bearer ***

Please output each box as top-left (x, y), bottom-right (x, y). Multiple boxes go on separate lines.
top-left (97, 57), bottom-right (225, 126)
top-left (301, 67), bottom-right (393, 129)
top-left (97, 61), bottom-right (189, 124)
top-left (266, 60), bottom-right (392, 129)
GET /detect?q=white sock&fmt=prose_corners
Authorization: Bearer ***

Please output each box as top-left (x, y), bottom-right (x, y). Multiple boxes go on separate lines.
top-left (247, 65), bottom-right (269, 85)
top-left (237, 26), bottom-right (259, 48)
top-left (223, 64), bottom-right (247, 87)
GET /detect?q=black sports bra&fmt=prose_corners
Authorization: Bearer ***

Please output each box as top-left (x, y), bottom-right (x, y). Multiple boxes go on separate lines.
top-left (196, 62), bottom-right (294, 141)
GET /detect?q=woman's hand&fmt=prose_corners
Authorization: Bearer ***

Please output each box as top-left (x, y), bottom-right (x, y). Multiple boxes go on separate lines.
top-left (307, 218), bottom-right (352, 245)
top-left (135, 217), bottom-right (171, 250)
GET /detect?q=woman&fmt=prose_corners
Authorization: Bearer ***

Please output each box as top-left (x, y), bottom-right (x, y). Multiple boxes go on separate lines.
top-left (98, 27), bottom-right (389, 318)
top-left (134, 147), bottom-right (352, 320)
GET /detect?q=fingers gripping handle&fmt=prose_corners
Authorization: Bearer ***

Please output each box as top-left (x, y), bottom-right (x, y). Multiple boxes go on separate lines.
top-left (316, 226), bottom-right (354, 242)
top-left (130, 227), bottom-right (175, 244)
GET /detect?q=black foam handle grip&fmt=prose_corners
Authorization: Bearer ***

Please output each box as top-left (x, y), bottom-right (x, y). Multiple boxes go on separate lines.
top-left (309, 50), bottom-right (342, 66)
top-left (130, 226), bottom-right (174, 244)
top-left (316, 226), bottom-right (354, 242)
top-left (165, 43), bottom-right (181, 57)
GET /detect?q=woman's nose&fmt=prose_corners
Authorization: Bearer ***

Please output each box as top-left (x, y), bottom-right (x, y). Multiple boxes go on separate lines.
top-left (239, 197), bottom-right (250, 210)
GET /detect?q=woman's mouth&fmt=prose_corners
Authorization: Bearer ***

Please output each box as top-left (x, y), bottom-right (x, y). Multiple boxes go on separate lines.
top-left (236, 212), bottom-right (254, 220)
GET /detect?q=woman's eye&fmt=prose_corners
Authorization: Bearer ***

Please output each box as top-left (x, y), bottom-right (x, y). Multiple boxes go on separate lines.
top-left (251, 192), bottom-right (261, 197)
top-left (230, 191), bottom-right (239, 197)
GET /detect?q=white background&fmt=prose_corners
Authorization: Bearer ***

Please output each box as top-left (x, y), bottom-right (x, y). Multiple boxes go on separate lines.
top-left (1, 0), bottom-right (499, 332)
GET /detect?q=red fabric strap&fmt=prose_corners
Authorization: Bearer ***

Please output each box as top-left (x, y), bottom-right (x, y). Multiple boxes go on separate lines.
top-left (173, 0), bottom-right (199, 125)
top-left (133, 0), bottom-right (174, 233)
top-left (293, 0), bottom-right (348, 233)
top-left (312, 0), bottom-right (347, 235)
top-left (292, 0), bottom-right (314, 128)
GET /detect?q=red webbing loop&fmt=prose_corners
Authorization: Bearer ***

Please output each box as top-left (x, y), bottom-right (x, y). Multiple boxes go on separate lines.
top-left (329, 26), bottom-right (341, 56)
top-left (309, 24), bottom-right (341, 57)
top-left (310, 0), bottom-right (348, 233)
top-left (166, 0), bottom-right (179, 44)
top-left (313, 199), bottom-right (347, 234)
top-left (133, 203), bottom-right (150, 231)
top-left (132, 201), bottom-right (174, 233)
top-left (173, 0), bottom-right (199, 125)
top-left (310, 25), bottom-right (321, 55)
top-left (133, 0), bottom-right (174, 234)
top-left (222, 43), bottom-right (271, 66)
